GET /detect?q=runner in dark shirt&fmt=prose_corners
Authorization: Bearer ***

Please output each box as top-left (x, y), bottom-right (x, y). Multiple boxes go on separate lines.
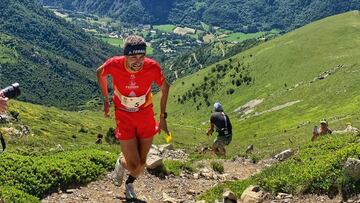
top-left (207, 102), bottom-right (232, 156)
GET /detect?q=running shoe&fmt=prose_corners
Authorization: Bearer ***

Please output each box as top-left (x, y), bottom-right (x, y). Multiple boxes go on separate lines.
top-left (125, 183), bottom-right (137, 199)
top-left (111, 156), bottom-right (124, 186)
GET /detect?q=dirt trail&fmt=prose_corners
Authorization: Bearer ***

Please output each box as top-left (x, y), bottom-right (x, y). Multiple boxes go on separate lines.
top-left (41, 151), bottom-right (358, 203)
top-left (41, 158), bottom-right (265, 203)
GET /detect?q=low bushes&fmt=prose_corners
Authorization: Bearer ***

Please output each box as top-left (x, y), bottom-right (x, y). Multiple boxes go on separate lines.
top-left (0, 149), bottom-right (116, 201)
top-left (164, 160), bottom-right (195, 176)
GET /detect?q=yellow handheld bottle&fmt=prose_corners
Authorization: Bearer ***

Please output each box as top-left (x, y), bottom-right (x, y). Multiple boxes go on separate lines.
top-left (165, 132), bottom-right (172, 143)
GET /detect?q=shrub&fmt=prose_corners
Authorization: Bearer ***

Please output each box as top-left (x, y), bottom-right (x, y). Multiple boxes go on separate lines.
top-left (0, 149), bottom-right (116, 198)
top-left (78, 126), bottom-right (88, 133)
top-left (9, 110), bottom-right (20, 120)
top-left (228, 88), bottom-right (235, 94)
top-left (0, 186), bottom-right (39, 203)
top-left (210, 161), bottom-right (224, 174)
top-left (163, 160), bottom-right (194, 176)
top-left (105, 127), bottom-right (117, 144)
top-left (256, 135), bottom-right (360, 195)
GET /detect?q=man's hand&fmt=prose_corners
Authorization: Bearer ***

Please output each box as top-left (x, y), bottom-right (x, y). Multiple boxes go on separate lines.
top-left (103, 98), bottom-right (110, 118)
top-left (207, 128), bottom-right (214, 136)
top-left (159, 117), bottom-right (169, 135)
top-left (0, 96), bottom-right (8, 113)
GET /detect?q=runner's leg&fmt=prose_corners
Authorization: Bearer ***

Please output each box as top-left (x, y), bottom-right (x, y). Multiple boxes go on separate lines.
top-left (135, 136), bottom-right (154, 175)
top-left (120, 138), bottom-right (141, 177)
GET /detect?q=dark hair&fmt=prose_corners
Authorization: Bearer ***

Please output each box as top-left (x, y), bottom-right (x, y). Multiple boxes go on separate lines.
top-left (123, 35), bottom-right (146, 55)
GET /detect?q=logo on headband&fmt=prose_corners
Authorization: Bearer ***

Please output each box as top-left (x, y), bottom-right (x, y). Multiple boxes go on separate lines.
top-left (124, 44), bottom-right (147, 55)
top-left (127, 49), bottom-right (146, 55)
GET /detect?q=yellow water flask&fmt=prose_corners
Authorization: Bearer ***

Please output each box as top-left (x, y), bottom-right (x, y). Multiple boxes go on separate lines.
top-left (165, 132), bottom-right (172, 143)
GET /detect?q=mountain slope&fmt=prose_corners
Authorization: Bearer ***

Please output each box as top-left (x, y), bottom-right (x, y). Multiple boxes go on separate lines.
top-left (40, 0), bottom-right (360, 32)
top-left (0, 0), bottom-right (117, 108)
top-left (156, 11), bottom-right (360, 157)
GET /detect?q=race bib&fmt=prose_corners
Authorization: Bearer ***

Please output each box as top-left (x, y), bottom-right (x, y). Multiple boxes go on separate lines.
top-left (120, 95), bottom-right (146, 108)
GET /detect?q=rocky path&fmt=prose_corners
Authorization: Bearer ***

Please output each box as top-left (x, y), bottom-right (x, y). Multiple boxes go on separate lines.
top-left (41, 146), bottom-right (359, 203)
top-left (42, 156), bottom-right (265, 203)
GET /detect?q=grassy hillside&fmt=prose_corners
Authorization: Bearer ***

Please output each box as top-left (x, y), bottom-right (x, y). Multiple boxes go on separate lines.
top-left (157, 11), bottom-right (360, 158)
top-left (0, 100), bottom-right (119, 201)
top-left (199, 134), bottom-right (359, 201)
top-left (0, 0), bottom-right (117, 108)
top-left (2, 100), bottom-right (116, 155)
top-left (155, 10), bottom-right (360, 201)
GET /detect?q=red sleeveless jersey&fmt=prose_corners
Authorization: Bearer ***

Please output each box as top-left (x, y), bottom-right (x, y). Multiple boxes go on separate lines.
top-left (101, 56), bottom-right (165, 112)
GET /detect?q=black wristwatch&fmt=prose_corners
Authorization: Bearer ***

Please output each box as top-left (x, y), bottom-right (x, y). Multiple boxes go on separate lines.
top-left (160, 112), bottom-right (167, 119)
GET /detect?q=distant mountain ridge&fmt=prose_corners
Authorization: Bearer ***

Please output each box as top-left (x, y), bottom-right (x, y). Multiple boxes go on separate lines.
top-left (40, 0), bottom-right (360, 32)
top-left (0, 0), bottom-right (117, 108)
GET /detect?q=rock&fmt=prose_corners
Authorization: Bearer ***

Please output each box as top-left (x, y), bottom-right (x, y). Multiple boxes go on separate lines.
top-left (276, 192), bottom-right (292, 199)
top-left (162, 192), bottom-right (178, 203)
top-left (149, 147), bottom-right (161, 156)
top-left (240, 185), bottom-right (265, 203)
top-left (223, 190), bottom-right (237, 203)
top-left (146, 154), bottom-right (163, 169)
top-left (193, 173), bottom-right (199, 179)
top-left (344, 158), bottom-right (360, 180)
top-left (0, 114), bottom-right (13, 124)
top-left (218, 173), bottom-right (229, 181)
top-left (159, 144), bottom-right (174, 152)
top-left (201, 171), bottom-right (214, 179)
top-left (196, 201), bottom-right (206, 203)
top-left (246, 144), bottom-right (254, 154)
top-left (274, 149), bottom-right (293, 161)
top-left (65, 189), bottom-right (75, 193)
top-left (56, 144), bottom-right (64, 151)
top-left (163, 149), bottom-right (189, 160)
top-left (200, 168), bottom-right (210, 173)
top-left (19, 125), bottom-right (30, 136)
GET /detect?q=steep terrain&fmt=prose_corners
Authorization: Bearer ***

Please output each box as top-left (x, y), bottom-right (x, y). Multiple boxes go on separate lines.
top-left (1, 11), bottom-right (360, 203)
top-left (0, 0), bottom-right (117, 108)
top-left (161, 11), bottom-right (360, 158)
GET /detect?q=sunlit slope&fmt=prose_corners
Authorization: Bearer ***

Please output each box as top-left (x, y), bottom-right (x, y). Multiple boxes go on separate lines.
top-left (155, 11), bottom-right (360, 157)
top-left (3, 100), bottom-right (116, 156)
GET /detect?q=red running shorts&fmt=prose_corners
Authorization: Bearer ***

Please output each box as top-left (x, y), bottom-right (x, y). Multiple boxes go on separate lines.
top-left (115, 107), bottom-right (159, 140)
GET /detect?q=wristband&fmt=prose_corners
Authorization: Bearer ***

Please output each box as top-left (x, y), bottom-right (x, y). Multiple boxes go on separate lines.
top-left (160, 112), bottom-right (167, 119)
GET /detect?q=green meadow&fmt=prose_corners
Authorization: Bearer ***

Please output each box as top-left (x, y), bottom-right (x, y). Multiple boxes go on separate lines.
top-left (153, 24), bottom-right (176, 33)
top-left (98, 36), bottom-right (123, 47)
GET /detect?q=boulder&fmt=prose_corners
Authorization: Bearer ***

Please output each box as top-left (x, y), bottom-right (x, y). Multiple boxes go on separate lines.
top-left (146, 154), bottom-right (163, 169)
top-left (159, 144), bottom-right (174, 152)
top-left (240, 185), bottom-right (265, 203)
top-left (223, 190), bottom-right (237, 203)
top-left (344, 158), bottom-right (360, 180)
top-left (274, 149), bottom-right (293, 161)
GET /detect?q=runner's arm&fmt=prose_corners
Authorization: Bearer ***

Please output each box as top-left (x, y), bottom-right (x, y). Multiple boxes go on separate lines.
top-left (96, 65), bottom-right (109, 99)
top-left (96, 65), bottom-right (110, 117)
top-left (207, 123), bottom-right (215, 135)
top-left (159, 81), bottom-right (170, 134)
top-left (0, 95), bottom-right (8, 113)
top-left (159, 81), bottom-right (169, 115)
